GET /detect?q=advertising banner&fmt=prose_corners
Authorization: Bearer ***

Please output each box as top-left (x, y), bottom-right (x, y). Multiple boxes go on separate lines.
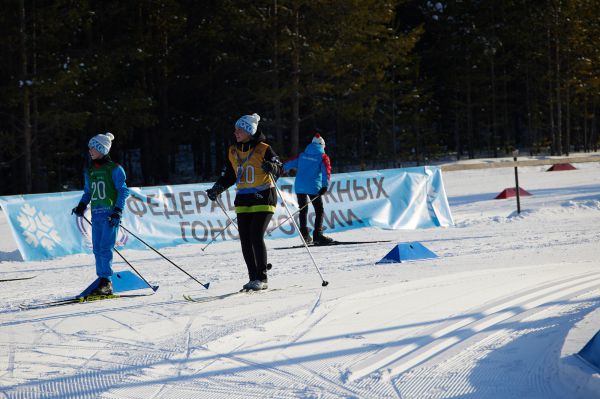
top-left (0, 166), bottom-right (453, 261)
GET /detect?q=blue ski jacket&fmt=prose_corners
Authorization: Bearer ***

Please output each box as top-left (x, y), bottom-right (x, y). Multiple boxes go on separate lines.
top-left (283, 142), bottom-right (331, 195)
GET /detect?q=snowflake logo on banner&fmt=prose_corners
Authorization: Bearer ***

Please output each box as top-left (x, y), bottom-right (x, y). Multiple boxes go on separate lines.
top-left (16, 204), bottom-right (61, 250)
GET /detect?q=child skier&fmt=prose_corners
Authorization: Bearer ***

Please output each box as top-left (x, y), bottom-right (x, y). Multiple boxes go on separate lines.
top-left (72, 132), bottom-right (129, 295)
top-left (206, 113), bottom-right (282, 291)
top-left (283, 133), bottom-right (333, 245)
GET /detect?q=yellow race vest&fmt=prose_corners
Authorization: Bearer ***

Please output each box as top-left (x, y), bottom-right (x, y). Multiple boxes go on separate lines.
top-left (228, 142), bottom-right (274, 193)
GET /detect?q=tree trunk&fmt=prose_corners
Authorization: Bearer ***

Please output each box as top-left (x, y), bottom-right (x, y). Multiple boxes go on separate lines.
top-left (272, 0), bottom-right (284, 156)
top-left (583, 97), bottom-right (589, 151)
top-left (32, 0), bottom-right (41, 192)
top-left (466, 68), bottom-right (474, 159)
top-left (290, 5), bottom-right (300, 156)
top-left (554, 4), bottom-right (563, 154)
top-left (547, 25), bottom-right (556, 155)
top-left (19, 0), bottom-right (32, 193)
top-left (592, 97), bottom-right (598, 152)
top-left (391, 69), bottom-right (397, 162)
top-left (490, 53), bottom-right (497, 157)
top-left (454, 80), bottom-right (461, 160)
top-left (502, 63), bottom-right (510, 150)
top-left (565, 81), bottom-right (570, 155)
top-left (525, 66), bottom-right (534, 153)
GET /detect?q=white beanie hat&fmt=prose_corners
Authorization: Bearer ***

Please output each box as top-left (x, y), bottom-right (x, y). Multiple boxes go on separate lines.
top-left (312, 133), bottom-right (325, 146)
top-left (88, 132), bottom-right (114, 155)
top-left (235, 113), bottom-right (260, 136)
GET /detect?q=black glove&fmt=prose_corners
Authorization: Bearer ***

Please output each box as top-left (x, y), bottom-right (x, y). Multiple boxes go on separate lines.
top-left (318, 187), bottom-right (328, 196)
top-left (71, 202), bottom-right (87, 216)
top-left (262, 160), bottom-right (276, 174)
top-left (108, 207), bottom-right (122, 228)
top-left (206, 184), bottom-right (224, 201)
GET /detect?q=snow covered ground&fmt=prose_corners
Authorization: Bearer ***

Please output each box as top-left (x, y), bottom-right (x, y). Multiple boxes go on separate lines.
top-left (1, 158), bottom-right (600, 398)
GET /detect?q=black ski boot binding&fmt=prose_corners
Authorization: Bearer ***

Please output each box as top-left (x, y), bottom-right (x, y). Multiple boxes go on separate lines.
top-left (91, 277), bottom-right (113, 296)
top-left (313, 231), bottom-right (334, 245)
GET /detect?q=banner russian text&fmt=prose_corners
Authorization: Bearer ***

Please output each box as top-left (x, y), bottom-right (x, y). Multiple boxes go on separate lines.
top-left (0, 166), bottom-right (453, 261)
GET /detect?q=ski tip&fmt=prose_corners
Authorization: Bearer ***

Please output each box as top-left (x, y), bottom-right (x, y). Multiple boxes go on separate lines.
top-left (203, 282), bottom-right (210, 289)
top-left (151, 285), bottom-right (160, 292)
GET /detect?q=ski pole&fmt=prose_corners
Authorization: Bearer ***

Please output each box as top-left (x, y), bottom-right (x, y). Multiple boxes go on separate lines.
top-left (200, 214), bottom-right (238, 252)
top-left (117, 223), bottom-right (210, 289)
top-left (265, 194), bottom-right (322, 237)
top-left (270, 175), bottom-right (329, 287)
top-left (215, 196), bottom-right (239, 231)
top-left (82, 216), bottom-right (159, 292)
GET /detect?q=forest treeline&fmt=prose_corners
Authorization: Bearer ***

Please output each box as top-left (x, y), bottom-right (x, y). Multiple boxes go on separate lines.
top-left (1, 1), bottom-right (599, 195)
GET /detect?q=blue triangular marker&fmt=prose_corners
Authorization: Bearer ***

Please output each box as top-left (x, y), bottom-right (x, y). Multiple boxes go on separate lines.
top-left (79, 270), bottom-right (153, 297)
top-left (376, 242), bottom-right (438, 264)
top-left (578, 330), bottom-right (600, 371)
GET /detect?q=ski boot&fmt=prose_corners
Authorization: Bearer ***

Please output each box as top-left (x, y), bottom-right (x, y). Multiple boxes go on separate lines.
top-left (313, 230), bottom-right (334, 246)
top-left (90, 277), bottom-right (113, 296)
top-left (300, 226), bottom-right (313, 245)
top-left (248, 280), bottom-right (268, 291)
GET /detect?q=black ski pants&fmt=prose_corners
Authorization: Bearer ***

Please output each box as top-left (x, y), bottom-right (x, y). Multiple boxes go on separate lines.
top-left (237, 212), bottom-right (273, 282)
top-left (297, 194), bottom-right (324, 232)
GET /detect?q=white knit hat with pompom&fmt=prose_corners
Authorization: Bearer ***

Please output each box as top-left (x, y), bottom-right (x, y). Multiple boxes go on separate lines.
top-left (312, 133), bottom-right (325, 146)
top-left (235, 113), bottom-right (261, 136)
top-left (88, 132), bottom-right (114, 155)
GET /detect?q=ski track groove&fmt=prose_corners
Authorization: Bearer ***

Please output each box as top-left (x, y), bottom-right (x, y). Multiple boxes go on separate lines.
top-left (390, 288), bottom-right (600, 398)
top-left (396, 329), bottom-right (520, 398)
top-left (454, 230), bottom-right (600, 259)
top-left (158, 288), bottom-right (391, 399)
top-left (273, 289), bottom-right (331, 357)
top-left (255, 287), bottom-right (399, 398)
top-left (75, 335), bottom-right (173, 354)
top-left (93, 298), bottom-right (314, 398)
top-left (3, 296), bottom-right (203, 398)
top-left (155, 348), bottom-right (323, 398)
top-left (179, 316), bottom-right (195, 376)
top-left (3, 307), bottom-right (189, 398)
top-left (143, 314), bottom-right (200, 399)
top-left (264, 288), bottom-right (375, 397)
top-left (39, 319), bottom-right (69, 345)
top-left (217, 350), bottom-right (335, 396)
top-left (382, 277), bottom-right (600, 379)
top-left (3, 337), bottom-right (15, 380)
top-left (0, 298), bottom-right (183, 328)
top-left (99, 313), bottom-right (139, 333)
top-left (345, 270), bottom-right (600, 383)
top-left (196, 291), bottom-right (361, 398)
top-left (278, 350), bottom-right (379, 398)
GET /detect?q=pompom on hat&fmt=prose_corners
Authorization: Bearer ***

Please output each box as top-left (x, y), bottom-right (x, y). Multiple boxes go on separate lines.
top-left (235, 113), bottom-right (260, 136)
top-left (88, 132), bottom-right (114, 155)
top-left (312, 133), bottom-right (325, 146)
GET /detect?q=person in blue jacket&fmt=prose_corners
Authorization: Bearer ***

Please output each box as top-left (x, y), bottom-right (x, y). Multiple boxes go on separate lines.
top-left (283, 133), bottom-right (333, 245)
top-left (71, 133), bottom-right (130, 295)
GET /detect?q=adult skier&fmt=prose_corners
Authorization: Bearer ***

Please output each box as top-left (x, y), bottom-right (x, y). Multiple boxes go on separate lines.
top-left (206, 113), bottom-right (282, 291)
top-left (72, 133), bottom-right (130, 295)
top-left (283, 133), bottom-right (333, 245)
